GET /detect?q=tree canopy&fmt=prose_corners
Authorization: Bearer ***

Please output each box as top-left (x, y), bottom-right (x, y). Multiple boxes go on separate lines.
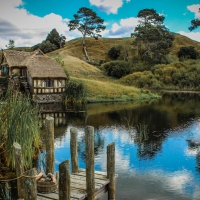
top-left (189, 19), bottom-right (200, 31)
top-left (68, 7), bottom-right (106, 60)
top-left (6, 39), bottom-right (15, 49)
top-left (32, 28), bottom-right (66, 53)
top-left (189, 8), bottom-right (200, 31)
top-left (133, 9), bottom-right (174, 64)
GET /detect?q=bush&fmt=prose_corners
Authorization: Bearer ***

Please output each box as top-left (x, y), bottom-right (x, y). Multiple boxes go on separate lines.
top-left (103, 60), bottom-right (131, 78)
top-left (108, 47), bottom-right (121, 60)
top-left (177, 46), bottom-right (199, 60)
top-left (65, 81), bottom-right (86, 103)
top-left (120, 71), bottom-right (162, 88)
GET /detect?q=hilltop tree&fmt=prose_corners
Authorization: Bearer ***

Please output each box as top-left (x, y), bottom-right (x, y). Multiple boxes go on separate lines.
top-left (68, 7), bottom-right (106, 61)
top-left (133, 9), bottom-right (174, 64)
top-left (46, 28), bottom-right (66, 49)
top-left (58, 34), bottom-right (66, 48)
top-left (32, 28), bottom-right (66, 53)
top-left (189, 8), bottom-right (200, 31)
top-left (6, 39), bottom-right (15, 49)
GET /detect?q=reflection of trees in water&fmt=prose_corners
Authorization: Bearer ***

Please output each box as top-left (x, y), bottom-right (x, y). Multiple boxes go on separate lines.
top-left (78, 129), bottom-right (105, 161)
top-left (125, 93), bottom-right (200, 160)
top-left (55, 93), bottom-right (200, 161)
top-left (123, 107), bottom-right (169, 160)
top-left (133, 122), bottom-right (165, 159)
top-left (108, 111), bottom-right (121, 123)
top-left (187, 140), bottom-right (200, 173)
top-left (137, 139), bottom-right (163, 159)
top-left (196, 153), bottom-right (200, 173)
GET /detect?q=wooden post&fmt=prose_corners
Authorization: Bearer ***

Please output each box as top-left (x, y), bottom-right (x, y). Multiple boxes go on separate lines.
top-left (45, 116), bottom-right (54, 174)
top-left (107, 142), bottom-right (115, 200)
top-left (85, 126), bottom-right (95, 200)
top-left (13, 142), bottom-right (24, 198)
top-left (59, 160), bottom-right (71, 200)
top-left (70, 127), bottom-right (79, 173)
top-left (23, 168), bottom-right (37, 200)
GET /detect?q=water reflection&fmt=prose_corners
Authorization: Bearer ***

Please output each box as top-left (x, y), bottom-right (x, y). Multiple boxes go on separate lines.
top-left (54, 93), bottom-right (200, 200)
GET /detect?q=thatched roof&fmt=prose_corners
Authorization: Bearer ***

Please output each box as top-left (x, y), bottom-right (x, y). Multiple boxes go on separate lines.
top-left (2, 49), bottom-right (67, 79)
top-left (1, 50), bottom-right (32, 67)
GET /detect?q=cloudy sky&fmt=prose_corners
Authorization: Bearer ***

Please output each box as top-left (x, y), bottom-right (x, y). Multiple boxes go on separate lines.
top-left (0, 0), bottom-right (200, 49)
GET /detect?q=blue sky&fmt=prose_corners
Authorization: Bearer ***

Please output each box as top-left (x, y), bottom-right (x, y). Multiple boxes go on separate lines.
top-left (0, 0), bottom-right (200, 49)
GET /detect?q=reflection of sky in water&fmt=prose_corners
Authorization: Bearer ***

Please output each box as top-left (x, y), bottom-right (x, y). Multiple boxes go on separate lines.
top-left (54, 120), bottom-right (200, 200)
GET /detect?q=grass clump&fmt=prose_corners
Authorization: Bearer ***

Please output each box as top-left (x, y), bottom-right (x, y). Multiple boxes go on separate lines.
top-left (0, 89), bottom-right (41, 169)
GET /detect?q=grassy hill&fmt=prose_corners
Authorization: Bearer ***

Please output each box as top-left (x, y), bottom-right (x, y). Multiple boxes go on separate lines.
top-left (2, 33), bottom-right (200, 102)
top-left (46, 33), bottom-right (200, 102)
top-left (47, 37), bottom-right (163, 102)
top-left (48, 33), bottom-right (200, 64)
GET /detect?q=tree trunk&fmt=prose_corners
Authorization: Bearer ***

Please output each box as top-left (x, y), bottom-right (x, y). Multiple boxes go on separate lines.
top-left (82, 31), bottom-right (90, 61)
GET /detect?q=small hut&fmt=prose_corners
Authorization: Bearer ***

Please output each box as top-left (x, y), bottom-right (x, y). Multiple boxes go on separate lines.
top-left (0, 49), bottom-right (67, 103)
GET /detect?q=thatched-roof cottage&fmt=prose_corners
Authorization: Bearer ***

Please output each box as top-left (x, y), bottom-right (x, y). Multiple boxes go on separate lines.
top-left (1, 49), bottom-right (67, 103)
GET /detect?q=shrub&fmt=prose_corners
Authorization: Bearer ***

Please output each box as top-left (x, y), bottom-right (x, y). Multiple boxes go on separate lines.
top-left (65, 81), bottom-right (86, 103)
top-left (103, 60), bottom-right (131, 78)
top-left (108, 47), bottom-right (121, 60)
top-left (120, 71), bottom-right (161, 88)
top-left (177, 46), bottom-right (199, 60)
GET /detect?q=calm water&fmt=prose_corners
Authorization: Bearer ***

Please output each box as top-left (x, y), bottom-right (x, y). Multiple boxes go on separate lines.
top-left (53, 93), bottom-right (200, 200)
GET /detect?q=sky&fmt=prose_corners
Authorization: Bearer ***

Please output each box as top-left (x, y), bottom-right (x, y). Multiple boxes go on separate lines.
top-left (0, 0), bottom-right (200, 49)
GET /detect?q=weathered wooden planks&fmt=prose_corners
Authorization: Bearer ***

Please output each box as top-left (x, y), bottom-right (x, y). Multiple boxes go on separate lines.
top-left (37, 169), bottom-right (114, 200)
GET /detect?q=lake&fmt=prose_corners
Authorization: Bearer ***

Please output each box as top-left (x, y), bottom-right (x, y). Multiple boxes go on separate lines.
top-left (51, 92), bottom-right (200, 200)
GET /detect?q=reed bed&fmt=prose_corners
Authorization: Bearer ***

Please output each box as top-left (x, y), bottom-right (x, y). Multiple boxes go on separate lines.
top-left (0, 88), bottom-right (41, 169)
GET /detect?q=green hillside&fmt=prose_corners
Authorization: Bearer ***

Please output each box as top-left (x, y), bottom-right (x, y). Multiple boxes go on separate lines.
top-left (2, 33), bottom-right (200, 102)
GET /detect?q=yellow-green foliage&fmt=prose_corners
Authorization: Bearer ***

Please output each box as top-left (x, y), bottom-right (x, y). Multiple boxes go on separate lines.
top-left (0, 89), bottom-right (41, 169)
top-left (120, 71), bottom-right (162, 89)
top-left (121, 60), bottom-right (200, 90)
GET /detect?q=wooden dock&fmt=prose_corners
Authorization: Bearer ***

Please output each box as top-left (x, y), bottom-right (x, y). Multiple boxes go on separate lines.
top-left (37, 169), bottom-right (115, 200)
top-left (14, 119), bottom-right (117, 200)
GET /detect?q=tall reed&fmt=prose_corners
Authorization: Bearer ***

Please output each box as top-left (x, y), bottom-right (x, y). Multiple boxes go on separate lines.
top-left (0, 88), bottom-right (41, 169)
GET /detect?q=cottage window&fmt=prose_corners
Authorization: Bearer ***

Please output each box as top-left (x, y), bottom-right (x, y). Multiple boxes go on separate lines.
top-left (45, 79), bottom-right (54, 87)
top-left (2, 66), bottom-right (7, 72)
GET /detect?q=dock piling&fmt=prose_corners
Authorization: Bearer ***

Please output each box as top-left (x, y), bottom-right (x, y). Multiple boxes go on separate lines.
top-left (23, 168), bottom-right (37, 200)
top-left (59, 159), bottom-right (71, 200)
top-left (13, 142), bottom-right (24, 198)
top-left (85, 126), bottom-right (95, 200)
top-left (45, 116), bottom-right (54, 174)
top-left (70, 127), bottom-right (79, 173)
top-left (107, 142), bottom-right (116, 200)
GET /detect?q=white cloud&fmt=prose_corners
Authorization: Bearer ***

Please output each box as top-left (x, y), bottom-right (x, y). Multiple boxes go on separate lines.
top-left (148, 169), bottom-right (193, 196)
top-left (187, 4), bottom-right (200, 19)
top-left (0, 0), bottom-right (80, 49)
top-left (185, 147), bottom-right (200, 157)
top-left (178, 31), bottom-right (200, 42)
top-left (107, 17), bottom-right (139, 37)
top-left (89, 0), bottom-right (130, 14)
